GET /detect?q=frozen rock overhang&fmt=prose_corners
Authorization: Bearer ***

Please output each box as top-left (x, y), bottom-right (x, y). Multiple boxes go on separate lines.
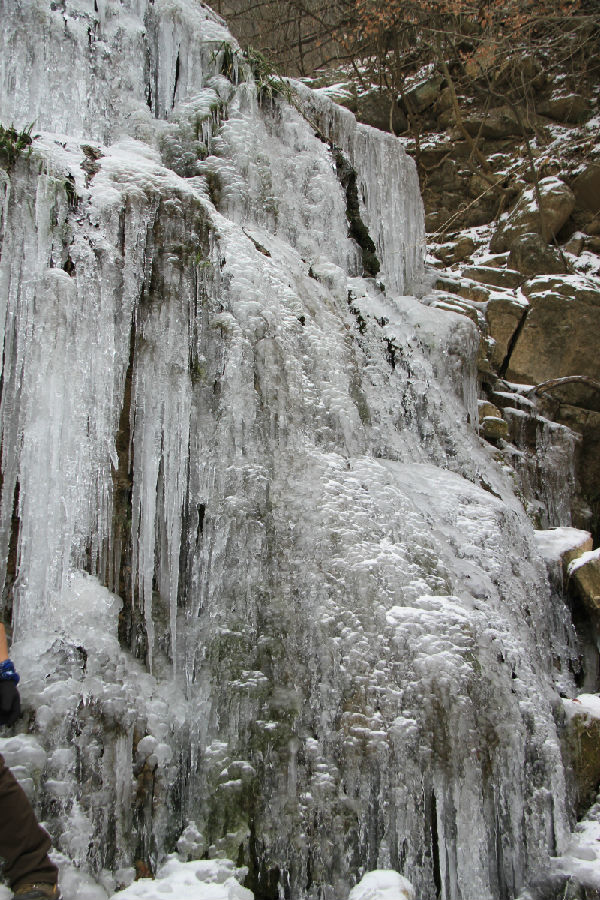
top-left (0, 2), bottom-right (584, 900)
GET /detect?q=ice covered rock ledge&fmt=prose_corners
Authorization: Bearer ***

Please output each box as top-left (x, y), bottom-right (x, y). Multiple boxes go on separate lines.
top-left (0, 2), bottom-right (589, 900)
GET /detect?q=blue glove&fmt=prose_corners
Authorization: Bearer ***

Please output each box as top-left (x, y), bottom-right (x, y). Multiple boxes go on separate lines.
top-left (0, 660), bottom-right (20, 726)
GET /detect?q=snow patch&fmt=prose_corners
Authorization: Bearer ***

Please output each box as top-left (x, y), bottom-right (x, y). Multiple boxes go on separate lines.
top-left (568, 548), bottom-right (600, 575)
top-left (107, 858), bottom-right (252, 900)
top-left (534, 527), bottom-right (592, 563)
top-left (348, 870), bottom-right (415, 900)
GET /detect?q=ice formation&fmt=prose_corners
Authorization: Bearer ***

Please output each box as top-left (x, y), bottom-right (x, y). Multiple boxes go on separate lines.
top-left (0, 2), bottom-right (592, 899)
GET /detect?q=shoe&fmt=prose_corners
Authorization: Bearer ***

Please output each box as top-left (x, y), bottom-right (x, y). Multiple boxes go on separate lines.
top-left (12, 884), bottom-right (61, 900)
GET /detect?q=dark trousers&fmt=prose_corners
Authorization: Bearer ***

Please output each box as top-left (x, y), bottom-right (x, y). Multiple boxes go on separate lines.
top-left (0, 753), bottom-right (58, 890)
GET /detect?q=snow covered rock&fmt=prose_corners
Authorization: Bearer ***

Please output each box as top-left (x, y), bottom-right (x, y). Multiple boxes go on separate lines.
top-left (535, 527), bottom-right (593, 587)
top-left (462, 264), bottom-right (525, 289)
top-left (490, 177), bottom-right (576, 252)
top-left (569, 550), bottom-right (600, 614)
top-left (481, 414), bottom-right (509, 442)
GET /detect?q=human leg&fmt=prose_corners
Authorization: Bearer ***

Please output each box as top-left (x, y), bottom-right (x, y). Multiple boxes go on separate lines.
top-left (0, 753), bottom-right (59, 892)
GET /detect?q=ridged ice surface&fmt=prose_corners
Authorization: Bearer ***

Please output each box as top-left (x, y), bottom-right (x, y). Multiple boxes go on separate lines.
top-left (0, 3), bottom-right (584, 900)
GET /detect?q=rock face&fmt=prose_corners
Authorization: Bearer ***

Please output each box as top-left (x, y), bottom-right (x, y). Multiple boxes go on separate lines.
top-left (506, 276), bottom-right (600, 385)
top-left (486, 294), bottom-right (528, 371)
top-left (538, 92), bottom-right (591, 124)
top-left (490, 177), bottom-right (576, 252)
top-left (569, 551), bottom-right (600, 615)
top-left (463, 105), bottom-right (523, 139)
top-left (508, 233), bottom-right (568, 278)
top-left (562, 697), bottom-right (600, 817)
top-left (572, 162), bottom-right (600, 215)
top-left (0, 4), bottom-right (590, 900)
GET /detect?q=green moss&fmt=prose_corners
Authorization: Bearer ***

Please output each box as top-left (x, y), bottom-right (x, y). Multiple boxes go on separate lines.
top-left (218, 42), bottom-right (238, 81)
top-left (208, 627), bottom-right (255, 681)
top-left (205, 170), bottom-right (222, 209)
top-left (333, 147), bottom-right (380, 277)
top-left (244, 48), bottom-right (293, 105)
top-left (0, 123), bottom-right (36, 170)
top-left (349, 372), bottom-right (371, 425)
top-left (190, 359), bottom-right (207, 385)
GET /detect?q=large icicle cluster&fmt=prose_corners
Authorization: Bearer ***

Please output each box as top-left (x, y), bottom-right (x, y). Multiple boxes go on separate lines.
top-left (0, 2), bottom-right (585, 899)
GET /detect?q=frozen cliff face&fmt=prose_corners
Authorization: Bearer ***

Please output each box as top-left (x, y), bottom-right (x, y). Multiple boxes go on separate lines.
top-left (0, 2), bottom-right (587, 900)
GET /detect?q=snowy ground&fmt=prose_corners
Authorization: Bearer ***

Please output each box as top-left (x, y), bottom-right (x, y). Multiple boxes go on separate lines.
top-left (0, 864), bottom-right (415, 900)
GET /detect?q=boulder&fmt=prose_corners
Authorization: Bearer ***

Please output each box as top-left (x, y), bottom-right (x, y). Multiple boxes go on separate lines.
top-left (588, 236), bottom-right (600, 253)
top-left (562, 532), bottom-right (594, 575)
top-left (482, 253), bottom-right (510, 268)
top-left (481, 415), bottom-right (509, 442)
top-left (563, 234), bottom-right (585, 257)
top-left (449, 235), bottom-right (476, 263)
top-left (569, 550), bottom-right (600, 613)
top-left (354, 91), bottom-right (408, 134)
top-left (462, 265), bottom-right (525, 289)
top-left (435, 86), bottom-right (453, 114)
top-left (429, 293), bottom-right (481, 327)
top-left (478, 400), bottom-right (503, 421)
top-left (459, 281), bottom-right (490, 302)
top-left (486, 294), bottom-right (528, 370)
top-left (490, 177), bottom-right (576, 252)
top-left (492, 54), bottom-right (544, 90)
top-left (431, 236), bottom-right (475, 265)
top-left (562, 695), bottom-right (600, 816)
top-left (478, 399), bottom-right (510, 441)
top-left (572, 162), bottom-right (600, 215)
top-left (588, 217), bottom-right (600, 236)
top-left (537, 92), bottom-right (591, 124)
top-left (405, 73), bottom-right (443, 113)
top-left (506, 275), bottom-right (600, 385)
top-left (508, 232), bottom-right (568, 278)
top-left (462, 105), bottom-right (524, 140)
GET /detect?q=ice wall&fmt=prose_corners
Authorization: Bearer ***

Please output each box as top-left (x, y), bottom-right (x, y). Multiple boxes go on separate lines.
top-left (0, 2), bottom-right (584, 900)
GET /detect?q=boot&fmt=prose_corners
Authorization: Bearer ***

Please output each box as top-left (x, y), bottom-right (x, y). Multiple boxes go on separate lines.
top-left (12, 884), bottom-right (61, 900)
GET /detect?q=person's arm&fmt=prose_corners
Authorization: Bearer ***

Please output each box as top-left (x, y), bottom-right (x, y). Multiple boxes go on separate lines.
top-left (0, 623), bottom-right (9, 663)
top-left (0, 624), bottom-right (20, 726)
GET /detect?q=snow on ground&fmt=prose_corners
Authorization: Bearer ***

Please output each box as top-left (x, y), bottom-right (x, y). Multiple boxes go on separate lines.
top-left (563, 693), bottom-right (600, 723)
top-left (0, 865), bottom-right (416, 900)
top-left (348, 870), bottom-right (415, 900)
top-left (550, 799), bottom-right (600, 893)
top-left (106, 858), bottom-right (252, 900)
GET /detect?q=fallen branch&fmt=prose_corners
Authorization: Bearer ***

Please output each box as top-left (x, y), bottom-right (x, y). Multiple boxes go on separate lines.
top-left (529, 376), bottom-right (600, 396)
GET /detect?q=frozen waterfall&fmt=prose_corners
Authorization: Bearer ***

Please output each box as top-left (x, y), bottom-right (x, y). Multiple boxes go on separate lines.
top-left (0, 2), bottom-right (587, 899)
